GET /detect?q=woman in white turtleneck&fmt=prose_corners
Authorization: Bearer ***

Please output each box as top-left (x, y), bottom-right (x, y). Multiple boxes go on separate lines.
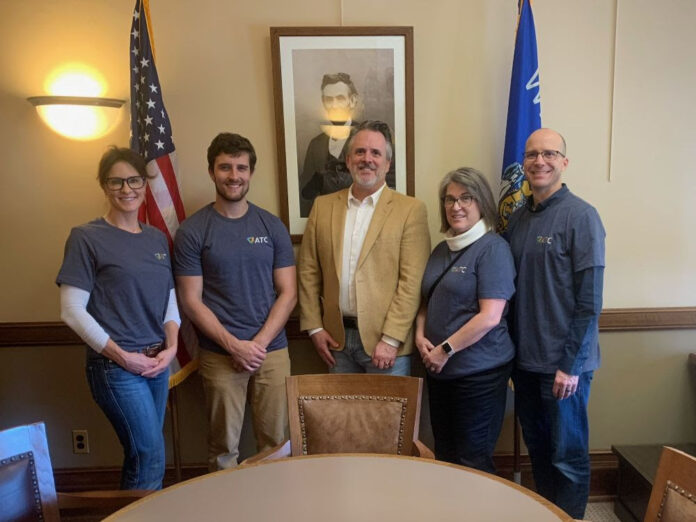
top-left (415, 167), bottom-right (516, 473)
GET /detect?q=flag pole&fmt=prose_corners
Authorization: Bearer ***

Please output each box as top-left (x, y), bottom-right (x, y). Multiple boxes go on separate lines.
top-left (497, 0), bottom-right (542, 485)
top-left (168, 387), bottom-right (183, 483)
top-left (513, 404), bottom-right (521, 484)
top-left (130, 0), bottom-right (197, 485)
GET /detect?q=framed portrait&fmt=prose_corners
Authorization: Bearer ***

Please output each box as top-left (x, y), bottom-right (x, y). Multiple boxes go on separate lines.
top-left (270, 26), bottom-right (414, 241)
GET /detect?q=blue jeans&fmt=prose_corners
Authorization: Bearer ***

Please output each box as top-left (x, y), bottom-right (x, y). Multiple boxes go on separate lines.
top-left (513, 368), bottom-right (593, 520)
top-left (86, 356), bottom-right (169, 489)
top-left (428, 360), bottom-right (512, 473)
top-left (330, 325), bottom-right (411, 375)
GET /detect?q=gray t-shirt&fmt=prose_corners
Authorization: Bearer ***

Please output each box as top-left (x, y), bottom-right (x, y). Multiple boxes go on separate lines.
top-left (173, 203), bottom-right (295, 354)
top-left (56, 218), bottom-right (174, 352)
top-left (421, 232), bottom-right (516, 379)
top-left (506, 185), bottom-right (605, 373)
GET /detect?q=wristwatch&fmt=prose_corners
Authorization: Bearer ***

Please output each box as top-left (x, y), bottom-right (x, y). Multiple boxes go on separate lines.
top-left (441, 340), bottom-right (455, 358)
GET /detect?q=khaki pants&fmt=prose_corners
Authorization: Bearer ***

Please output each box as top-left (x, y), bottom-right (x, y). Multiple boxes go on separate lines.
top-left (198, 348), bottom-right (290, 471)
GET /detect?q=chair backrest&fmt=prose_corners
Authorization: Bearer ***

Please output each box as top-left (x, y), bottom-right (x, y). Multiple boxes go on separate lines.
top-left (644, 446), bottom-right (696, 522)
top-left (286, 374), bottom-right (423, 457)
top-left (0, 422), bottom-right (60, 522)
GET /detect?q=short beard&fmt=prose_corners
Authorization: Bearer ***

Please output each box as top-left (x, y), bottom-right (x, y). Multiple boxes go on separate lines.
top-left (350, 162), bottom-right (382, 189)
top-left (215, 182), bottom-right (248, 202)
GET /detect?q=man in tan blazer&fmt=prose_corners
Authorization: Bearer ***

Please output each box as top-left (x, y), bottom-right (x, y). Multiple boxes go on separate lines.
top-left (298, 120), bottom-right (431, 375)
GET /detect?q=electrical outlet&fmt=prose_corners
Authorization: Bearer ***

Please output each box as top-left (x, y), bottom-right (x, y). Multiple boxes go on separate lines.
top-left (72, 429), bottom-right (89, 454)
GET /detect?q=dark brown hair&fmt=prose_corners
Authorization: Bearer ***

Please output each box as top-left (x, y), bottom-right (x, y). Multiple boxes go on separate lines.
top-left (207, 133), bottom-right (257, 172)
top-left (97, 146), bottom-right (149, 187)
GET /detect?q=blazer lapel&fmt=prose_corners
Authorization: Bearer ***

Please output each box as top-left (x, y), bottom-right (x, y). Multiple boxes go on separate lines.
top-left (331, 190), bottom-right (348, 278)
top-left (357, 188), bottom-right (393, 269)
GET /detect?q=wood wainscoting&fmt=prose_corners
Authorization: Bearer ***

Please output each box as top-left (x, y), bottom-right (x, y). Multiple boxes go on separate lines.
top-left (53, 451), bottom-right (618, 497)
top-left (4, 307), bottom-right (693, 499)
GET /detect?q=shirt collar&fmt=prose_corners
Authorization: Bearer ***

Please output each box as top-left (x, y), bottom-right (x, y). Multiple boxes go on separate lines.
top-left (527, 184), bottom-right (569, 213)
top-left (347, 182), bottom-right (387, 208)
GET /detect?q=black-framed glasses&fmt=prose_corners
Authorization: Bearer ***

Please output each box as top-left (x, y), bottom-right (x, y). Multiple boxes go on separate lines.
top-left (105, 176), bottom-right (146, 191)
top-left (443, 194), bottom-right (475, 208)
top-left (523, 150), bottom-right (565, 162)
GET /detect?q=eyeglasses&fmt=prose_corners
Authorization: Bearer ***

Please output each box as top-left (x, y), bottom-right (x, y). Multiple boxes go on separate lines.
top-left (443, 194), bottom-right (475, 208)
top-left (523, 150), bottom-right (565, 162)
top-left (105, 176), bottom-right (146, 191)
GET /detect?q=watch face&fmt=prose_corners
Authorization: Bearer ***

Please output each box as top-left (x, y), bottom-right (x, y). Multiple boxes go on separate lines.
top-left (442, 342), bottom-right (453, 356)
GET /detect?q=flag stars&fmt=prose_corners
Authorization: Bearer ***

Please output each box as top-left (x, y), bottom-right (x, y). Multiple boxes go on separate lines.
top-left (133, 9), bottom-right (140, 20)
top-left (130, 23), bottom-right (176, 160)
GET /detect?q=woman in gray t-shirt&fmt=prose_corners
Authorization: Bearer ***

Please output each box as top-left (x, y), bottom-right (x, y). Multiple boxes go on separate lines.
top-left (415, 167), bottom-right (515, 474)
top-left (56, 147), bottom-right (180, 489)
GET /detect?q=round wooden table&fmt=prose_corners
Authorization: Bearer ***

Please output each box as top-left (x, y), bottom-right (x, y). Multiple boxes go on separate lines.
top-left (106, 454), bottom-right (572, 521)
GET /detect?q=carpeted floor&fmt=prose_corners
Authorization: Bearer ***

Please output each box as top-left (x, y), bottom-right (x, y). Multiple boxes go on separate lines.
top-left (585, 501), bottom-right (621, 522)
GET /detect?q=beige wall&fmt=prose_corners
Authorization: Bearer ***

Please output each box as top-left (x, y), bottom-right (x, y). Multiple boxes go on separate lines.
top-left (1, 0), bottom-right (694, 467)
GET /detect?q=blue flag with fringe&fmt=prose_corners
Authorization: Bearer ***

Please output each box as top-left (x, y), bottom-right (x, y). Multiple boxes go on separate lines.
top-left (497, 0), bottom-right (541, 231)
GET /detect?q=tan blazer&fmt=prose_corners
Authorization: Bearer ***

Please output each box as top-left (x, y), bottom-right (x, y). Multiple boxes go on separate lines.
top-left (298, 187), bottom-right (431, 356)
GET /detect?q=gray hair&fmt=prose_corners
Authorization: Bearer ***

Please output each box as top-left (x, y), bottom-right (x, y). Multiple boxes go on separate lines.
top-left (438, 167), bottom-right (497, 233)
top-left (347, 120), bottom-right (393, 161)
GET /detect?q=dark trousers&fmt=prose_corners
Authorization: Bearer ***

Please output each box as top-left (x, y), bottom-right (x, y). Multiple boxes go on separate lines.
top-left (427, 360), bottom-right (512, 474)
top-left (513, 368), bottom-right (594, 520)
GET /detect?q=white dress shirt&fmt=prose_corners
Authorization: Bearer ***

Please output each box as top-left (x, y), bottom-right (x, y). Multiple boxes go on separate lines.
top-left (308, 183), bottom-right (399, 348)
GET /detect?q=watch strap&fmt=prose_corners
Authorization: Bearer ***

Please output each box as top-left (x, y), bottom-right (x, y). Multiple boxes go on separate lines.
top-left (442, 340), bottom-right (455, 358)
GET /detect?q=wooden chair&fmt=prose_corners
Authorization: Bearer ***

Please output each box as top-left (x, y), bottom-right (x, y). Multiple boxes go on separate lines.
top-left (0, 422), bottom-right (59, 521)
top-left (643, 446), bottom-right (696, 522)
top-left (0, 422), bottom-right (150, 521)
top-left (244, 374), bottom-right (434, 464)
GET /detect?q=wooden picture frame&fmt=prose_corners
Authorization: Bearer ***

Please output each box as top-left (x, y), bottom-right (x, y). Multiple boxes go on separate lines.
top-left (270, 26), bottom-right (414, 241)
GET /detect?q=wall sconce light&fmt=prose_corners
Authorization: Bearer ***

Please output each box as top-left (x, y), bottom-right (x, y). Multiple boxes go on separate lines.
top-left (28, 64), bottom-right (126, 141)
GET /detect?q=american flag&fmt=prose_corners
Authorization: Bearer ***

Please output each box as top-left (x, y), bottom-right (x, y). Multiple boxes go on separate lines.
top-left (130, 0), bottom-right (197, 387)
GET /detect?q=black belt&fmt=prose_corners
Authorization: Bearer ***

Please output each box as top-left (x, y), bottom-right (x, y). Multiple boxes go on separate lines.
top-left (137, 342), bottom-right (164, 358)
top-left (342, 316), bottom-right (358, 329)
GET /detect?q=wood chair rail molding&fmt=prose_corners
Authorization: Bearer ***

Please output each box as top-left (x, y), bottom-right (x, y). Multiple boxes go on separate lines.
top-left (598, 307), bottom-right (696, 331)
top-left (1, 307), bottom-right (695, 347)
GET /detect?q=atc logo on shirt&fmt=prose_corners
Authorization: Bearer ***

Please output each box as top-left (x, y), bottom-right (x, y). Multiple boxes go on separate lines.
top-left (451, 265), bottom-right (468, 274)
top-left (536, 235), bottom-right (552, 245)
top-left (247, 236), bottom-right (269, 245)
top-left (154, 252), bottom-right (168, 260)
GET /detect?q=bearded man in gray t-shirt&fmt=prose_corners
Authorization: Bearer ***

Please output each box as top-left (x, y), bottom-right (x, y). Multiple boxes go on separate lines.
top-left (174, 133), bottom-right (296, 470)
